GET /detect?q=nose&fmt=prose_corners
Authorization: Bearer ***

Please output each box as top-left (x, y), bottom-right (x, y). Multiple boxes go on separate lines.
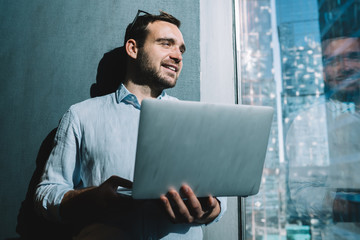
top-left (170, 47), bottom-right (183, 63)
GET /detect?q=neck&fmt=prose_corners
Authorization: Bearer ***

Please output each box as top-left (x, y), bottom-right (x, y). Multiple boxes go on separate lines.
top-left (123, 79), bottom-right (162, 104)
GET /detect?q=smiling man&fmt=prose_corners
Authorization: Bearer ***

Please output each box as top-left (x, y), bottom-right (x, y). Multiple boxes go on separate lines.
top-left (35, 10), bottom-right (226, 239)
top-left (322, 37), bottom-right (360, 104)
top-left (124, 19), bottom-right (185, 101)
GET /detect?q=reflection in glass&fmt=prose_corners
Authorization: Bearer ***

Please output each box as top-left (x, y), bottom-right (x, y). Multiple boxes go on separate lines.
top-left (238, 0), bottom-right (360, 239)
top-left (287, 37), bottom-right (360, 240)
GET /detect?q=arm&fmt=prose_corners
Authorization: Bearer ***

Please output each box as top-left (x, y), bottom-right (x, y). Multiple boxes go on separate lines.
top-left (160, 184), bottom-right (223, 224)
top-left (35, 108), bottom-right (136, 223)
top-left (35, 108), bottom-right (81, 221)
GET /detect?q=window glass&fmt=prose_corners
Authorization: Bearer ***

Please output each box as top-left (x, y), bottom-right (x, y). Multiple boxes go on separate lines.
top-left (236, 0), bottom-right (360, 239)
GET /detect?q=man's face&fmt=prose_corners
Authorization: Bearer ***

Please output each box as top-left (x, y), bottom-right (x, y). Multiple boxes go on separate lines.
top-left (136, 21), bottom-right (186, 89)
top-left (322, 38), bottom-right (360, 102)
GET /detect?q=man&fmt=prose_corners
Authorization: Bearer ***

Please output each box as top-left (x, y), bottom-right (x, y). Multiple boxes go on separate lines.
top-left (286, 37), bottom-right (360, 239)
top-left (322, 37), bottom-right (360, 225)
top-left (35, 10), bottom-right (226, 239)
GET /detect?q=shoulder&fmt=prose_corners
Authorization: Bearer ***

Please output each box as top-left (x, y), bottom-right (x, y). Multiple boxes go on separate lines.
top-left (69, 92), bottom-right (117, 116)
top-left (56, 93), bottom-right (118, 130)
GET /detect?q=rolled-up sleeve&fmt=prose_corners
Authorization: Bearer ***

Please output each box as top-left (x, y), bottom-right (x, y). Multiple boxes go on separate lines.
top-left (35, 107), bottom-right (82, 222)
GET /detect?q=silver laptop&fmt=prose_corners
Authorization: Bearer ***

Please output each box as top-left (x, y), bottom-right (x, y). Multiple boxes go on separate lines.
top-left (118, 99), bottom-right (274, 199)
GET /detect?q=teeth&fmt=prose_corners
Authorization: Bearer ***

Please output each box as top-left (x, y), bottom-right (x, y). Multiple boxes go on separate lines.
top-left (166, 66), bottom-right (176, 71)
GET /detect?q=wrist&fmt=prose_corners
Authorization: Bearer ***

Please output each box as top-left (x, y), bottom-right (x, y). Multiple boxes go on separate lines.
top-left (59, 187), bottom-right (97, 223)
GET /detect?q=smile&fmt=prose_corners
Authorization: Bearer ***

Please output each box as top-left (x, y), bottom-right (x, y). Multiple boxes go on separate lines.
top-left (163, 64), bottom-right (178, 72)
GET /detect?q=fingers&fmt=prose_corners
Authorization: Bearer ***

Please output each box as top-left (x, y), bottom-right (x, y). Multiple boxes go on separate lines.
top-left (180, 185), bottom-right (218, 219)
top-left (99, 176), bottom-right (133, 205)
top-left (105, 175), bottom-right (133, 190)
top-left (160, 195), bottom-right (176, 221)
top-left (205, 195), bottom-right (217, 211)
top-left (180, 185), bottom-right (203, 219)
top-left (160, 185), bottom-right (220, 224)
top-left (161, 189), bottom-right (195, 223)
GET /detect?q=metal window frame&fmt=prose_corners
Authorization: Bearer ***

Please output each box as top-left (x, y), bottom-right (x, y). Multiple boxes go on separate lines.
top-left (232, 0), bottom-right (245, 239)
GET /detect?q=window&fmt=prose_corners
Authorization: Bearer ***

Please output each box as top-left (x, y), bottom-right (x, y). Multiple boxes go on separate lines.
top-left (234, 0), bottom-right (360, 239)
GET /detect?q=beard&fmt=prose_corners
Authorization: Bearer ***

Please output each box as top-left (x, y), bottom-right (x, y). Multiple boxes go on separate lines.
top-left (135, 48), bottom-right (178, 90)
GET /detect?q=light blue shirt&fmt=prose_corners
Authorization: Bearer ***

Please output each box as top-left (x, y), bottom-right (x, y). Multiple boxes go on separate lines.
top-left (35, 84), bottom-right (226, 239)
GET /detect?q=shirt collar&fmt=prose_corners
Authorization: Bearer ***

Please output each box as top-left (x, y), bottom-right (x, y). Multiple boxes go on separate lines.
top-left (116, 83), bottom-right (168, 109)
top-left (157, 90), bottom-right (168, 100)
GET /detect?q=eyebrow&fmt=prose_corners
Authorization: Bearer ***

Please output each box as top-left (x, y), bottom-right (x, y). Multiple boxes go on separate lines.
top-left (156, 38), bottom-right (186, 53)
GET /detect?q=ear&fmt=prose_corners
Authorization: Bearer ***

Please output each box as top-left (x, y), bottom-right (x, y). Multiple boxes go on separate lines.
top-left (322, 65), bottom-right (329, 83)
top-left (125, 39), bottom-right (138, 60)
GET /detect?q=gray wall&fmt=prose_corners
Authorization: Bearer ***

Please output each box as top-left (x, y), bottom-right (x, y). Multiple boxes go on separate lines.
top-left (0, 1), bottom-right (200, 238)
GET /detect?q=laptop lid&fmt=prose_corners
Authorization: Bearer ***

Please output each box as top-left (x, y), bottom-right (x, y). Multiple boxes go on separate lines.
top-left (131, 99), bottom-right (274, 199)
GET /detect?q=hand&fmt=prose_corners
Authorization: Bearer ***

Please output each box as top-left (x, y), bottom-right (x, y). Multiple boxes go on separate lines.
top-left (160, 184), bottom-right (220, 224)
top-left (60, 175), bottom-right (134, 223)
top-left (92, 175), bottom-right (134, 213)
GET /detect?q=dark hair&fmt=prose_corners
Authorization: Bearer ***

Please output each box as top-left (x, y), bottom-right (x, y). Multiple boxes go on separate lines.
top-left (321, 37), bottom-right (360, 54)
top-left (124, 10), bottom-right (181, 47)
